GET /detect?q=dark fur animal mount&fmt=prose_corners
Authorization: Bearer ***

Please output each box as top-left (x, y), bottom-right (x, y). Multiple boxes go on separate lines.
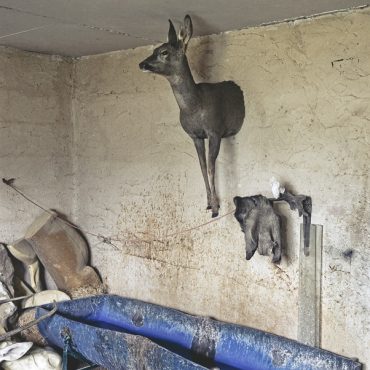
top-left (139, 15), bottom-right (245, 217)
top-left (234, 195), bottom-right (282, 263)
top-left (234, 191), bottom-right (312, 263)
top-left (278, 191), bottom-right (312, 256)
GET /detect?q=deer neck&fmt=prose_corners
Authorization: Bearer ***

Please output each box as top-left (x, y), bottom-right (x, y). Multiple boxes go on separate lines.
top-left (167, 58), bottom-right (199, 112)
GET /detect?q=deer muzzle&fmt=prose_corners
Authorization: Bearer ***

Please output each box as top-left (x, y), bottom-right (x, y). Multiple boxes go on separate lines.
top-left (139, 60), bottom-right (154, 72)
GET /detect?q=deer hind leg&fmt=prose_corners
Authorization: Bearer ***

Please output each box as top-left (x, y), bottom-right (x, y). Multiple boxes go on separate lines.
top-left (193, 138), bottom-right (212, 210)
top-left (208, 135), bottom-right (221, 217)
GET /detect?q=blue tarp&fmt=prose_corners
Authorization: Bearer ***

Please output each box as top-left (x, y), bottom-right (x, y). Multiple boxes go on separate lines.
top-left (37, 295), bottom-right (362, 370)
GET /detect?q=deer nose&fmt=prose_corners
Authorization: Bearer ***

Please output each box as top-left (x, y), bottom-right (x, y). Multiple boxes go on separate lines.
top-left (139, 61), bottom-right (149, 70)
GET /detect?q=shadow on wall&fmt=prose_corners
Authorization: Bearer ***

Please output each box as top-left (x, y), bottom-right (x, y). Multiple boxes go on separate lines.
top-left (188, 13), bottom-right (231, 81)
top-left (220, 136), bottom-right (239, 203)
top-left (272, 181), bottom-right (303, 265)
top-left (189, 15), bottom-right (217, 81)
top-left (190, 14), bottom-right (222, 38)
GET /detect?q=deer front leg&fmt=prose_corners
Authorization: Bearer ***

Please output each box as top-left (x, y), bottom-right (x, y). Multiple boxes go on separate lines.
top-left (193, 137), bottom-right (212, 210)
top-left (208, 135), bottom-right (221, 217)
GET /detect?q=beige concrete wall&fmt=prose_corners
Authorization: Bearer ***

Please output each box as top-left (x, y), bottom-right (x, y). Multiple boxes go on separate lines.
top-left (72, 8), bottom-right (370, 365)
top-left (0, 47), bottom-right (74, 241)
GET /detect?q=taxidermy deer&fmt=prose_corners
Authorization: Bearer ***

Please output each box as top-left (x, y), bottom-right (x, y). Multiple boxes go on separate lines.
top-left (139, 15), bottom-right (245, 217)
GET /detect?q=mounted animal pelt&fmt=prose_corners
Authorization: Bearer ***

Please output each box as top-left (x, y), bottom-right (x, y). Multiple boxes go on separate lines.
top-left (234, 195), bottom-right (282, 263)
top-left (139, 15), bottom-right (245, 217)
top-left (233, 185), bottom-right (312, 263)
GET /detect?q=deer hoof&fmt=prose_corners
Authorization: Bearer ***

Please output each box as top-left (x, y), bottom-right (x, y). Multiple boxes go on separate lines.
top-left (211, 211), bottom-right (219, 218)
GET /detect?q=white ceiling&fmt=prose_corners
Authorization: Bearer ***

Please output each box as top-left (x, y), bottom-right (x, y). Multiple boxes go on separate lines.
top-left (0, 0), bottom-right (367, 57)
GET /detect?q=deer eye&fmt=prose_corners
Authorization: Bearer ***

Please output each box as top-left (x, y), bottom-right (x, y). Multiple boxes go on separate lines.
top-left (160, 50), bottom-right (168, 56)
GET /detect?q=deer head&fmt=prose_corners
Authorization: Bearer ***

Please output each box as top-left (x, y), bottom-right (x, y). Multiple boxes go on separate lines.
top-left (139, 15), bottom-right (193, 77)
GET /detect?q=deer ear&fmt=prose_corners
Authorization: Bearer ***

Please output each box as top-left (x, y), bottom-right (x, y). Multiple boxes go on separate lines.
top-left (233, 196), bottom-right (241, 207)
top-left (179, 14), bottom-right (193, 51)
top-left (168, 20), bottom-right (178, 47)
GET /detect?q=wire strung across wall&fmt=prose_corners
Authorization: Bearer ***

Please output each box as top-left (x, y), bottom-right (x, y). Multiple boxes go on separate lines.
top-left (2, 178), bottom-right (235, 250)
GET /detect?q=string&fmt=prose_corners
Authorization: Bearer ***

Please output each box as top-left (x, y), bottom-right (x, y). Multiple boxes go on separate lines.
top-left (2, 178), bottom-right (235, 249)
